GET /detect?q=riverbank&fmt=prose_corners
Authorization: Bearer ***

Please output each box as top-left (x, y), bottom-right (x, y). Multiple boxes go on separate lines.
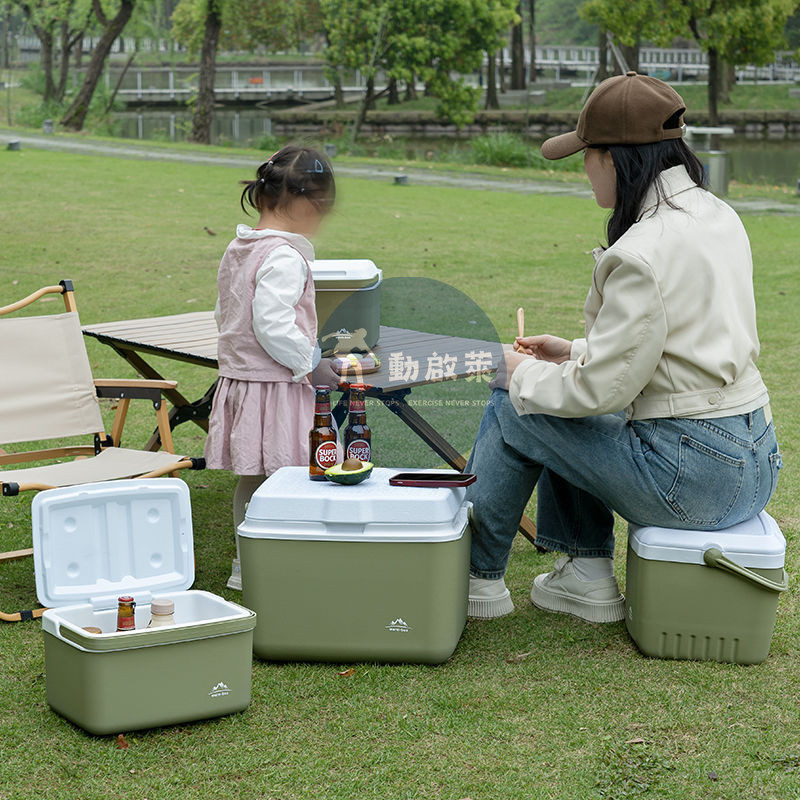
top-left (2, 127), bottom-right (799, 214)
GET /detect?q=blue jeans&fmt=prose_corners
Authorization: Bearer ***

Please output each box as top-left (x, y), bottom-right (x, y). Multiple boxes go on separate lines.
top-left (466, 390), bottom-right (782, 580)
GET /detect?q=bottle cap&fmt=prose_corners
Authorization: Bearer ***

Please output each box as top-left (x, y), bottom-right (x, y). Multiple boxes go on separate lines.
top-left (118, 595), bottom-right (134, 603)
top-left (150, 597), bottom-right (175, 615)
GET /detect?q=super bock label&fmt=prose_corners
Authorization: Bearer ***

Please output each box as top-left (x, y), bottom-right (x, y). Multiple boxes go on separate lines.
top-left (346, 439), bottom-right (371, 462)
top-left (315, 441), bottom-right (339, 470)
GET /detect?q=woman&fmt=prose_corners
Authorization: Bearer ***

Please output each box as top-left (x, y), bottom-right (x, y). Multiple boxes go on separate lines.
top-left (466, 72), bottom-right (782, 622)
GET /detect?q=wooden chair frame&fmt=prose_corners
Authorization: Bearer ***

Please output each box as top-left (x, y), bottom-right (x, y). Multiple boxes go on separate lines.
top-left (0, 281), bottom-right (204, 622)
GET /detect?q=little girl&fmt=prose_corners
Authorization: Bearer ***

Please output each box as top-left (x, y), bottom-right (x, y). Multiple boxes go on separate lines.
top-left (204, 145), bottom-right (340, 589)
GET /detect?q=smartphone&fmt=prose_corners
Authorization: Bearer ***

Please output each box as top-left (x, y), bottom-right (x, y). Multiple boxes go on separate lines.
top-left (389, 472), bottom-right (477, 488)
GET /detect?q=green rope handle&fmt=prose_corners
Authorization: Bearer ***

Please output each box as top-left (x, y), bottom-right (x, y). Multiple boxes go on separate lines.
top-left (703, 548), bottom-right (789, 593)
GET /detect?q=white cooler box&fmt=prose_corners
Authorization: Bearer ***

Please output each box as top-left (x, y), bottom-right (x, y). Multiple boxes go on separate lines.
top-left (34, 480), bottom-right (256, 734)
top-left (238, 467), bottom-right (471, 664)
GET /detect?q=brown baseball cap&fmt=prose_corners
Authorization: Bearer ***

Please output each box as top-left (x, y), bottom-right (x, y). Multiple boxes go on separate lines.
top-left (541, 71), bottom-right (686, 160)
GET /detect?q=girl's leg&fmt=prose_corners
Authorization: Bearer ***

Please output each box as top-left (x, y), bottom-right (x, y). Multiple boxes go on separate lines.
top-left (228, 474), bottom-right (266, 590)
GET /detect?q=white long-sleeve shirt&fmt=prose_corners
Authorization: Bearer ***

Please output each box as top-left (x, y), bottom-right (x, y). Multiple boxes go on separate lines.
top-left (214, 225), bottom-right (320, 382)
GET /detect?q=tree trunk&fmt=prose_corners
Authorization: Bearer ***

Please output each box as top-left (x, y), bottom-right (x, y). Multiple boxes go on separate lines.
top-left (189, 0), bottom-right (221, 144)
top-left (333, 68), bottom-right (344, 108)
top-left (707, 46), bottom-right (719, 126)
top-left (61, 0), bottom-right (135, 131)
top-left (597, 27), bottom-right (608, 82)
top-left (38, 26), bottom-right (57, 102)
top-left (620, 39), bottom-right (639, 73)
top-left (499, 44), bottom-right (506, 92)
top-left (352, 73), bottom-right (374, 141)
top-left (510, 2), bottom-right (525, 90)
top-left (485, 50), bottom-right (499, 109)
top-left (2, 4), bottom-right (10, 70)
top-left (718, 60), bottom-right (735, 104)
top-left (387, 76), bottom-right (399, 104)
top-left (405, 76), bottom-right (417, 100)
top-left (527, 0), bottom-right (535, 83)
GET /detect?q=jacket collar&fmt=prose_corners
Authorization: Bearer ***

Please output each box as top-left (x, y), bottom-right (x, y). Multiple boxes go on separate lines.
top-left (235, 224), bottom-right (315, 261)
top-left (640, 165), bottom-right (701, 216)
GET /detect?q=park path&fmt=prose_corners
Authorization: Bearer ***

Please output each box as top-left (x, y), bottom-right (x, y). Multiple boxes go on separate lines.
top-left (2, 128), bottom-right (798, 214)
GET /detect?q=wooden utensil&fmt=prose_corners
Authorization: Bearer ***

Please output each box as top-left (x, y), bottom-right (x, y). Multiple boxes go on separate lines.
top-left (516, 307), bottom-right (525, 339)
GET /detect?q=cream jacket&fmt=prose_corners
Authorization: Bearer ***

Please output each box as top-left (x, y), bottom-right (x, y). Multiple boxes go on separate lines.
top-left (510, 165), bottom-right (769, 420)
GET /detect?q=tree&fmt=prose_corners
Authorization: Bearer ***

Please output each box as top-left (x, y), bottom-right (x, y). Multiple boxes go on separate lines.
top-left (510, 1), bottom-right (525, 88)
top-left (60, 0), bottom-right (136, 130)
top-left (528, 0), bottom-right (536, 82)
top-left (191, 0), bottom-right (220, 144)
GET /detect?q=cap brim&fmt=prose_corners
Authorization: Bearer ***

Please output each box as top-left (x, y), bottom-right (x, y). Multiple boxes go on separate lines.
top-left (541, 131), bottom-right (587, 160)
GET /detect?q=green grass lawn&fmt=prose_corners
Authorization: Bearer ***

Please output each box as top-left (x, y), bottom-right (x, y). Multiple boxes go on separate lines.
top-left (0, 149), bottom-right (799, 800)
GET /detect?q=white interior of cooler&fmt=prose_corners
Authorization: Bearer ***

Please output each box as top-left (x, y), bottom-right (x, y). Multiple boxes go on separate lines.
top-left (42, 590), bottom-right (251, 640)
top-left (32, 479), bottom-right (194, 608)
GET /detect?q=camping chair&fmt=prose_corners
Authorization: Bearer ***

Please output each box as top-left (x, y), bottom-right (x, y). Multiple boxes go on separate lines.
top-left (0, 280), bottom-right (205, 622)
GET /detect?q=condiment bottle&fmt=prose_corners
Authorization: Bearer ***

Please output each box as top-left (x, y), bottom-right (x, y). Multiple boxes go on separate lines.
top-left (148, 597), bottom-right (176, 628)
top-left (116, 596), bottom-right (136, 632)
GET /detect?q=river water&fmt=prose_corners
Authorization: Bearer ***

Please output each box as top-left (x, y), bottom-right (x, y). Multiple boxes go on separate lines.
top-left (112, 107), bottom-right (800, 188)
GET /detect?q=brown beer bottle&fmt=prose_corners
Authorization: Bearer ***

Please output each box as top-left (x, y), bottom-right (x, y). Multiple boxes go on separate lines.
top-left (116, 596), bottom-right (136, 632)
top-left (309, 386), bottom-right (340, 480)
top-left (344, 385), bottom-right (371, 463)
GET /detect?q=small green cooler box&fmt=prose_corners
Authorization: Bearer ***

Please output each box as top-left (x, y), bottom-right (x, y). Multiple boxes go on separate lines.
top-left (239, 467), bottom-right (470, 664)
top-left (626, 511), bottom-right (788, 664)
top-left (34, 480), bottom-right (256, 735)
top-left (312, 259), bottom-right (382, 354)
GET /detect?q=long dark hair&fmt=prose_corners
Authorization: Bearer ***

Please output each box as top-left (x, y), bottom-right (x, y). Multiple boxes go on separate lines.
top-left (594, 113), bottom-right (706, 246)
top-left (240, 145), bottom-right (335, 216)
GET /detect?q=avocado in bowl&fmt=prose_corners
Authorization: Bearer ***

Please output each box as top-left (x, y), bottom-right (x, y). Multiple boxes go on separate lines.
top-left (325, 458), bottom-right (374, 485)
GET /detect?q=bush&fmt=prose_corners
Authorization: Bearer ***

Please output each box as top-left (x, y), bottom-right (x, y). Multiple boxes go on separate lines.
top-left (470, 133), bottom-right (583, 172)
top-left (255, 133), bottom-right (282, 152)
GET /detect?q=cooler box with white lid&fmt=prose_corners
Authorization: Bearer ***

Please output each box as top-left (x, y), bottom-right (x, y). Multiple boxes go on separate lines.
top-left (238, 467), bottom-right (470, 664)
top-left (312, 259), bottom-right (382, 354)
top-left (625, 511), bottom-right (788, 664)
top-left (35, 479), bottom-right (256, 734)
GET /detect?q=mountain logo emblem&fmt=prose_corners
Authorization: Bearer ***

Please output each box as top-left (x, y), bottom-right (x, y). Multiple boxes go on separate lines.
top-left (385, 618), bottom-right (412, 633)
top-left (208, 681), bottom-right (231, 698)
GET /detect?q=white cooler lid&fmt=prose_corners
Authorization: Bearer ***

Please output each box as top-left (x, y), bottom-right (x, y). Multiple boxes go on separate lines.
top-left (629, 511), bottom-right (785, 569)
top-left (241, 467), bottom-right (469, 542)
top-left (31, 479), bottom-right (194, 608)
top-left (312, 259), bottom-right (382, 290)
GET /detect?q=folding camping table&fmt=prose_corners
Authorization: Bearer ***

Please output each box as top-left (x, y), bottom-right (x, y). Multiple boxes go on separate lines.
top-left (82, 312), bottom-right (537, 543)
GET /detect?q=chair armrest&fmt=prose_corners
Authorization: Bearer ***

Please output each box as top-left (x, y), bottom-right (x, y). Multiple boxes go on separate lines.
top-left (94, 379), bottom-right (178, 391)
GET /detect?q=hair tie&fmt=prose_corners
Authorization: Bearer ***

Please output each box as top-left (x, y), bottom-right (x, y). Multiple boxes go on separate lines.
top-left (259, 177), bottom-right (265, 184)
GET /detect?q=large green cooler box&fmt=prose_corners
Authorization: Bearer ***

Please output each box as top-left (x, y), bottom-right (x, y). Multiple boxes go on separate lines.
top-left (312, 259), bottom-right (382, 354)
top-left (238, 467), bottom-right (470, 664)
top-left (34, 480), bottom-right (256, 734)
top-left (625, 511), bottom-right (788, 664)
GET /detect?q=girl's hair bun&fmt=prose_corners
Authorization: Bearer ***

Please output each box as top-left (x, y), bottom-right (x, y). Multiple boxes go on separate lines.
top-left (241, 146), bottom-right (335, 215)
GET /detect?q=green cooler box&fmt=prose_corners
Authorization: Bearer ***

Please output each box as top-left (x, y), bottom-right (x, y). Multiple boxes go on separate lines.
top-left (34, 480), bottom-right (256, 734)
top-left (312, 259), bottom-right (382, 354)
top-left (239, 467), bottom-right (470, 664)
top-left (626, 511), bottom-right (788, 664)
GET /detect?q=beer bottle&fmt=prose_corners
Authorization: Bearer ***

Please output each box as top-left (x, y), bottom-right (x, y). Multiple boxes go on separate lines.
top-left (116, 596), bottom-right (136, 632)
top-left (309, 386), bottom-right (340, 480)
top-left (344, 384), bottom-right (371, 463)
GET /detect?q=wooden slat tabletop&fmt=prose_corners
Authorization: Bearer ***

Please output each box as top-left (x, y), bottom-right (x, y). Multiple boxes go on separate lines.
top-left (83, 312), bottom-right (504, 392)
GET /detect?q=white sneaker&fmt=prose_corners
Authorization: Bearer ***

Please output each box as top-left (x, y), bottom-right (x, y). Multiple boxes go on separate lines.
top-left (531, 557), bottom-right (624, 623)
top-left (226, 558), bottom-right (242, 591)
top-left (468, 576), bottom-right (515, 619)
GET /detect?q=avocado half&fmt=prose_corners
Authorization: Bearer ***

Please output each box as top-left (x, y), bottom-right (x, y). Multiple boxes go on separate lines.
top-left (325, 458), bottom-right (374, 485)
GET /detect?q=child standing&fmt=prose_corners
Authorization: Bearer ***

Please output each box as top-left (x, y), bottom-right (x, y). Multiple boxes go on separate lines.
top-left (204, 145), bottom-right (340, 589)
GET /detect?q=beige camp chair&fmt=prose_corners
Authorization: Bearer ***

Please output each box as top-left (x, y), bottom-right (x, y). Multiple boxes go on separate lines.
top-left (0, 280), bottom-right (204, 622)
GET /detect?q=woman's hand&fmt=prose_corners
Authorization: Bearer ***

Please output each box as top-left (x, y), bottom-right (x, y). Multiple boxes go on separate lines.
top-left (489, 350), bottom-right (533, 392)
top-left (513, 334), bottom-right (573, 364)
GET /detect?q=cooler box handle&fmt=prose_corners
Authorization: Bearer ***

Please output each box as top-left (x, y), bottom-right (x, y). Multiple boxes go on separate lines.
top-left (703, 548), bottom-right (789, 593)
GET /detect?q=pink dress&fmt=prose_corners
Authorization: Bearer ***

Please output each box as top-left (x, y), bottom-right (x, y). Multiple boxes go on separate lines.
top-left (204, 228), bottom-right (317, 476)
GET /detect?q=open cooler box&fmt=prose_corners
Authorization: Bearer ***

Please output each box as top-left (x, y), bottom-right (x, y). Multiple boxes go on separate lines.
top-left (34, 479), bottom-right (256, 734)
top-left (312, 259), bottom-right (382, 354)
top-left (238, 467), bottom-right (471, 664)
top-left (626, 511), bottom-right (788, 664)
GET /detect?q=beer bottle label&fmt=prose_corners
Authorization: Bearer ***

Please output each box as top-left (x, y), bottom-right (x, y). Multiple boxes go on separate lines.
top-left (315, 441), bottom-right (339, 470)
top-left (346, 439), bottom-right (371, 462)
top-left (117, 614), bottom-right (136, 631)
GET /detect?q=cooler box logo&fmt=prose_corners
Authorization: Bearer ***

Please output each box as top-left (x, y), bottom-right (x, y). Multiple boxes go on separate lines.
top-left (385, 618), bottom-right (412, 633)
top-left (315, 441), bottom-right (339, 470)
top-left (208, 681), bottom-right (231, 698)
top-left (346, 440), bottom-right (371, 462)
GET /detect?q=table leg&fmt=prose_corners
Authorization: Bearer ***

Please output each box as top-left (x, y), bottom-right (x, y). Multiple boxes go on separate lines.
top-left (371, 389), bottom-right (537, 546)
top-left (108, 345), bottom-right (212, 451)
